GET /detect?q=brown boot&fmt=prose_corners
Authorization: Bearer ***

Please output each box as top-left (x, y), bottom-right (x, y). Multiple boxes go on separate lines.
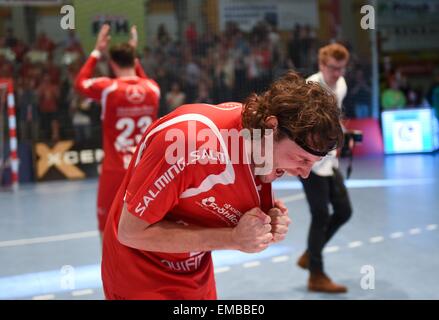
top-left (308, 271), bottom-right (348, 293)
top-left (297, 251), bottom-right (309, 270)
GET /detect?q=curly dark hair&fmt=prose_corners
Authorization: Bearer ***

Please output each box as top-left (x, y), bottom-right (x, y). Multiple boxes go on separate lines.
top-left (241, 71), bottom-right (343, 154)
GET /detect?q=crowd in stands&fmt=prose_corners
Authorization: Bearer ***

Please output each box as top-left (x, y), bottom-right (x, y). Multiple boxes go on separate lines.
top-left (380, 63), bottom-right (437, 112)
top-left (1, 21), bottom-right (383, 145)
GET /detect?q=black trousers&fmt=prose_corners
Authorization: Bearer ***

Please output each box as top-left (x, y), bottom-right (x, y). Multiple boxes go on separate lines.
top-left (300, 168), bottom-right (352, 272)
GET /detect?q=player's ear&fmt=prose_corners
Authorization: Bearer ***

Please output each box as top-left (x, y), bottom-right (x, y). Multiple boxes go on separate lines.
top-left (265, 116), bottom-right (278, 131)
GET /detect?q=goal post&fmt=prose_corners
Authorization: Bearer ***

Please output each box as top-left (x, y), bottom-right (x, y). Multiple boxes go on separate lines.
top-left (0, 78), bottom-right (19, 191)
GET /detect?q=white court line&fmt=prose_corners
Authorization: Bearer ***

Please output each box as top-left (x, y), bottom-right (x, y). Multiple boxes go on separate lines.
top-left (369, 236), bottom-right (384, 243)
top-left (243, 261), bottom-right (261, 268)
top-left (323, 246), bottom-right (339, 253)
top-left (271, 255), bottom-right (290, 263)
top-left (0, 177), bottom-right (434, 251)
top-left (390, 232), bottom-right (404, 239)
top-left (409, 228), bottom-right (422, 235)
top-left (0, 231), bottom-right (98, 248)
top-left (214, 266), bottom-right (231, 274)
top-left (348, 241), bottom-right (363, 248)
top-left (32, 294), bottom-right (55, 300)
top-left (71, 289), bottom-right (94, 297)
top-left (0, 193), bottom-right (306, 248)
top-left (0, 184), bottom-right (96, 199)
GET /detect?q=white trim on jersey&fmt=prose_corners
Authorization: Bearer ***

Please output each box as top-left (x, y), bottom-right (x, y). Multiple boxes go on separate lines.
top-left (146, 79), bottom-right (161, 98)
top-left (81, 77), bottom-right (108, 89)
top-left (100, 81), bottom-right (118, 120)
top-left (91, 50), bottom-right (102, 59)
top-left (134, 113), bottom-right (236, 199)
top-left (198, 103), bottom-right (241, 111)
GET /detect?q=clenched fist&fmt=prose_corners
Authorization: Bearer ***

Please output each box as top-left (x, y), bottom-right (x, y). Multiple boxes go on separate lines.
top-left (232, 207), bottom-right (273, 253)
top-left (268, 199), bottom-right (291, 243)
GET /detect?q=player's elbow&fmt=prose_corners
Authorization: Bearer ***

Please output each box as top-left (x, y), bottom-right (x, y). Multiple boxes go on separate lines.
top-left (73, 77), bottom-right (84, 94)
top-left (117, 222), bottom-right (142, 249)
top-left (117, 204), bottom-right (151, 248)
top-left (117, 223), bottom-right (131, 247)
top-left (117, 218), bottom-right (136, 247)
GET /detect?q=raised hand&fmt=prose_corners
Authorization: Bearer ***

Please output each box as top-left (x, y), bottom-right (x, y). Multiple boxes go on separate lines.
top-left (128, 25), bottom-right (138, 49)
top-left (95, 24), bottom-right (111, 52)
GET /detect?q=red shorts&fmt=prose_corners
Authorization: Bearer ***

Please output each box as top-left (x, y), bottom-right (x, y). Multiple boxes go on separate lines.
top-left (97, 170), bottom-right (125, 232)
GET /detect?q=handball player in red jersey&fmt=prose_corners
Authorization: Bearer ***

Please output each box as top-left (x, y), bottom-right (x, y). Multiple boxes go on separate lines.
top-left (101, 71), bottom-right (343, 299)
top-left (75, 24), bottom-right (160, 240)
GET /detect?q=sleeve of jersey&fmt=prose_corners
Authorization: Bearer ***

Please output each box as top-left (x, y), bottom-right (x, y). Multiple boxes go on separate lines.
top-left (146, 78), bottom-right (161, 102)
top-left (124, 131), bottom-right (194, 225)
top-left (74, 55), bottom-right (112, 101)
top-left (134, 58), bottom-right (148, 79)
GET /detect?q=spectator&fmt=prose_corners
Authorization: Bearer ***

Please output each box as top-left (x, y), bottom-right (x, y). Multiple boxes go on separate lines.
top-left (406, 87), bottom-right (421, 108)
top-left (350, 69), bottom-right (371, 118)
top-left (4, 28), bottom-right (17, 48)
top-left (245, 45), bottom-right (264, 93)
top-left (302, 25), bottom-right (317, 71)
top-left (287, 24), bottom-right (303, 69)
top-left (194, 82), bottom-right (213, 104)
top-left (157, 24), bottom-right (171, 47)
top-left (381, 76), bottom-right (406, 110)
top-left (11, 39), bottom-right (28, 63)
top-left (37, 74), bottom-right (60, 141)
top-left (155, 66), bottom-right (172, 116)
top-left (185, 21), bottom-right (198, 52)
top-left (184, 53), bottom-right (201, 102)
top-left (70, 95), bottom-right (93, 144)
top-left (166, 82), bottom-right (186, 112)
top-left (45, 56), bottom-right (61, 84)
top-left (61, 30), bottom-right (85, 61)
top-left (141, 46), bottom-right (157, 78)
top-left (16, 77), bottom-right (38, 141)
top-left (0, 55), bottom-right (14, 78)
top-left (34, 32), bottom-right (56, 57)
top-left (427, 72), bottom-right (439, 118)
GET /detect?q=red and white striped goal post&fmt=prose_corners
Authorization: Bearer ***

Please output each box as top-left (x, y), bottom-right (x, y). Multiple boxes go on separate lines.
top-left (0, 78), bottom-right (19, 191)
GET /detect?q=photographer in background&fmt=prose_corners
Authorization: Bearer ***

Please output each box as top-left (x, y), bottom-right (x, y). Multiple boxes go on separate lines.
top-left (297, 43), bottom-right (353, 293)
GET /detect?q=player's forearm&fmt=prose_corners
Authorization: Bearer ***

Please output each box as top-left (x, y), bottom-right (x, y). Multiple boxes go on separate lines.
top-left (118, 220), bottom-right (238, 253)
top-left (74, 50), bottom-right (100, 93)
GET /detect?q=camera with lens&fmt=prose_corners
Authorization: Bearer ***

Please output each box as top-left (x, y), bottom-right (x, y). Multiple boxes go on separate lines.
top-left (340, 129), bottom-right (363, 179)
top-left (340, 130), bottom-right (363, 158)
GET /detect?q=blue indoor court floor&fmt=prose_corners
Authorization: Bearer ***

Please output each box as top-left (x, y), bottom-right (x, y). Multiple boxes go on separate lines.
top-left (1, 153), bottom-right (438, 300)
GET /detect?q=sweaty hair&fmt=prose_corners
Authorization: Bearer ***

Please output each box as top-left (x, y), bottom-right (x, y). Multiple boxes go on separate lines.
top-left (242, 71), bottom-right (343, 154)
top-left (109, 43), bottom-right (135, 68)
top-left (318, 43), bottom-right (350, 65)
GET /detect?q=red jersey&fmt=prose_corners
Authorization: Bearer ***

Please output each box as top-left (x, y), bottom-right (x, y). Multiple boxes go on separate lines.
top-left (75, 53), bottom-right (160, 172)
top-left (101, 103), bottom-right (274, 299)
